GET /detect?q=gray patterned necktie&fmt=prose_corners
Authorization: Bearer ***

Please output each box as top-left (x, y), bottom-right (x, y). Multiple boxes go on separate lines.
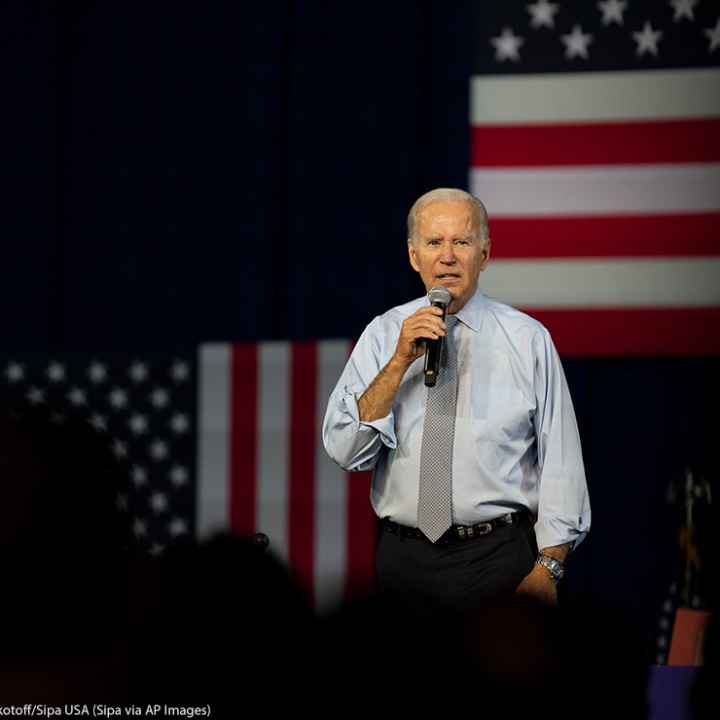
top-left (417, 315), bottom-right (458, 543)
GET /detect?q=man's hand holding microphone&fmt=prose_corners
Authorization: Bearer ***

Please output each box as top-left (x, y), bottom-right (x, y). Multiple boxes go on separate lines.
top-left (358, 287), bottom-right (451, 422)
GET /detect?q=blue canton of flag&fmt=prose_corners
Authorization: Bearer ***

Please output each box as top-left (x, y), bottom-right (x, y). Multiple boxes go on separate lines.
top-left (1, 353), bottom-right (196, 556)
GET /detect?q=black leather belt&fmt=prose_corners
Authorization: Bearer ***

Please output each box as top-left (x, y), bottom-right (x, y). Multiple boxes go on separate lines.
top-left (380, 511), bottom-right (529, 545)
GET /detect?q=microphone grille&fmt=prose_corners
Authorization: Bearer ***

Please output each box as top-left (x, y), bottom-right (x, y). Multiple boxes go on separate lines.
top-left (428, 286), bottom-right (452, 305)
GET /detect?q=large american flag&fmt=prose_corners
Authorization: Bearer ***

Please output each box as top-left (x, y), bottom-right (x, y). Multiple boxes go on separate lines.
top-left (471, 1), bottom-right (720, 355)
top-left (1, 346), bottom-right (376, 614)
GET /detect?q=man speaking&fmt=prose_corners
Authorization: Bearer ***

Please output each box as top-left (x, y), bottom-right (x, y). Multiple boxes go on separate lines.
top-left (322, 188), bottom-right (590, 612)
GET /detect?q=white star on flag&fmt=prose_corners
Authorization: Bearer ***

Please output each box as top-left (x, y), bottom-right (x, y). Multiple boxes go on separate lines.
top-left (89, 414), bottom-right (107, 432)
top-left (670, 0), bottom-right (697, 22)
top-left (149, 544), bottom-right (165, 557)
top-left (170, 413), bottom-right (189, 434)
top-left (113, 439), bottom-right (128, 458)
top-left (705, 19), bottom-right (720, 53)
top-left (150, 492), bottom-right (168, 513)
top-left (527, 1), bottom-right (558, 29)
top-left (597, 0), bottom-right (627, 26)
top-left (150, 387), bottom-right (170, 409)
top-left (491, 27), bottom-right (524, 62)
top-left (132, 466), bottom-right (148, 487)
top-left (27, 387), bottom-right (45, 405)
top-left (168, 517), bottom-right (188, 537)
top-left (149, 439), bottom-right (168, 461)
top-left (108, 387), bottom-right (128, 409)
top-left (116, 493), bottom-right (128, 511)
top-left (46, 362), bottom-right (66, 383)
top-left (128, 414), bottom-right (149, 435)
top-left (129, 362), bottom-right (149, 383)
top-left (171, 361), bottom-right (189, 382)
top-left (633, 22), bottom-right (663, 56)
top-left (170, 465), bottom-right (188, 486)
top-left (562, 25), bottom-right (593, 59)
top-left (5, 363), bottom-right (24, 382)
top-left (67, 387), bottom-right (87, 406)
top-left (133, 518), bottom-right (148, 538)
top-left (88, 362), bottom-right (107, 384)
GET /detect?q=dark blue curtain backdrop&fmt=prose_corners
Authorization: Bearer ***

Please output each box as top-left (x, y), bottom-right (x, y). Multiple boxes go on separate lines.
top-left (2, 1), bottom-right (718, 654)
top-left (2, 1), bottom-right (472, 348)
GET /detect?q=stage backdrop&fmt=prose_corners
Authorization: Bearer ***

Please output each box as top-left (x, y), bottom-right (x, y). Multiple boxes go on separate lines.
top-left (1, 1), bottom-right (718, 661)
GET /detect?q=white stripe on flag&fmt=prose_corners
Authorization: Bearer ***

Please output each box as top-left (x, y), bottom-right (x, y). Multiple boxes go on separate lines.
top-left (470, 164), bottom-right (720, 216)
top-left (314, 340), bottom-right (350, 613)
top-left (471, 68), bottom-right (720, 125)
top-left (197, 344), bottom-right (230, 538)
top-left (482, 258), bottom-right (720, 308)
top-left (257, 342), bottom-right (291, 565)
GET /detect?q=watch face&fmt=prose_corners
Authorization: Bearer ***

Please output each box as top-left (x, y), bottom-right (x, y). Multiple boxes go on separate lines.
top-left (541, 556), bottom-right (563, 579)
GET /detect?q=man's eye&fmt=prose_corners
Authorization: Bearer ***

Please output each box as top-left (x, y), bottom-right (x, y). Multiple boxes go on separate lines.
top-left (455, 239), bottom-right (470, 245)
top-left (428, 239), bottom-right (441, 246)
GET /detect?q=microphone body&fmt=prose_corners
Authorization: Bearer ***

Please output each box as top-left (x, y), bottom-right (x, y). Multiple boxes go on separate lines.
top-left (423, 286), bottom-right (452, 387)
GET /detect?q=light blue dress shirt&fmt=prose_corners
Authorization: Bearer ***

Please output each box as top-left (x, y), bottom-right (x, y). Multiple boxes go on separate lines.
top-left (322, 286), bottom-right (590, 551)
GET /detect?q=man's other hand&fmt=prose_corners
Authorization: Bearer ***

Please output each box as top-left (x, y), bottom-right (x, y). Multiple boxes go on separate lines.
top-left (515, 564), bottom-right (558, 607)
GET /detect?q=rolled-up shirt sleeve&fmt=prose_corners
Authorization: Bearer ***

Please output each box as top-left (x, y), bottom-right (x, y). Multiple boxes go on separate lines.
top-left (532, 329), bottom-right (591, 552)
top-left (322, 318), bottom-right (398, 472)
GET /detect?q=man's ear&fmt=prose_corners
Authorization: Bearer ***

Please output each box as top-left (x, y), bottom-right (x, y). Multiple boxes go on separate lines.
top-left (480, 238), bottom-right (491, 271)
top-left (408, 240), bottom-right (420, 273)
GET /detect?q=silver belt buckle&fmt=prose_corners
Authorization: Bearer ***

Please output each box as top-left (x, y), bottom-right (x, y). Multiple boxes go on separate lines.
top-left (476, 522), bottom-right (493, 536)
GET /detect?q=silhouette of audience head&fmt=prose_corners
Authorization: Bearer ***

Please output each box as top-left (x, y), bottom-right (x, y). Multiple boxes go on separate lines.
top-left (0, 405), bottom-right (130, 558)
top-left (127, 531), bottom-right (313, 708)
top-left (0, 403), bottom-right (133, 700)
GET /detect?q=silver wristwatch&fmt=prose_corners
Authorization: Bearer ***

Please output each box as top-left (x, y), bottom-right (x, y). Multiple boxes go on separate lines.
top-left (536, 554), bottom-right (565, 582)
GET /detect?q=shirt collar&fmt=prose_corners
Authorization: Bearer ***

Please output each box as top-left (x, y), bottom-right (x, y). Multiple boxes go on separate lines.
top-left (450, 285), bottom-right (485, 333)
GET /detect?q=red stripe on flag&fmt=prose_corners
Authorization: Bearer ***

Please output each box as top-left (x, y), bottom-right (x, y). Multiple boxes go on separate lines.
top-left (489, 214), bottom-right (720, 258)
top-left (343, 340), bottom-right (377, 600)
top-left (471, 119), bottom-right (720, 167)
top-left (229, 344), bottom-right (257, 535)
top-left (289, 342), bottom-right (317, 602)
top-left (527, 307), bottom-right (720, 356)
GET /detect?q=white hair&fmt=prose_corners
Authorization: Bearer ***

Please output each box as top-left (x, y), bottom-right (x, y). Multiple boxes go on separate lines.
top-left (407, 188), bottom-right (489, 246)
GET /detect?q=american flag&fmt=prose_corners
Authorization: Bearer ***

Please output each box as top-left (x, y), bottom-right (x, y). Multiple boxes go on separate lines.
top-left (471, 0), bottom-right (720, 355)
top-left (1, 345), bottom-right (376, 613)
top-left (654, 465), bottom-right (713, 665)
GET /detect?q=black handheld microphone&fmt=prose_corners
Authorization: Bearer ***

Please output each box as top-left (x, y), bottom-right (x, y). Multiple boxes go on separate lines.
top-left (423, 286), bottom-right (452, 387)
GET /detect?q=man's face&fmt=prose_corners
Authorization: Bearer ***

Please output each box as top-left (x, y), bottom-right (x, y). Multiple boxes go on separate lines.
top-left (408, 200), bottom-right (490, 313)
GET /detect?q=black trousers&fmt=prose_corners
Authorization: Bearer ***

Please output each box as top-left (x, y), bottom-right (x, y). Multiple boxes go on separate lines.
top-left (374, 515), bottom-right (537, 615)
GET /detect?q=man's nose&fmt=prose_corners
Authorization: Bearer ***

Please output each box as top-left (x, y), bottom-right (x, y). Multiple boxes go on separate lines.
top-left (439, 243), bottom-right (456, 262)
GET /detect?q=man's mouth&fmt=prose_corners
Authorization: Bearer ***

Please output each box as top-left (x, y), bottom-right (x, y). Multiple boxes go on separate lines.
top-left (436, 273), bottom-right (461, 280)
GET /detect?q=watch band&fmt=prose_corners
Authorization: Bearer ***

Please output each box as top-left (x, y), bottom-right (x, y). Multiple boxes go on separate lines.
top-left (536, 553), bottom-right (565, 582)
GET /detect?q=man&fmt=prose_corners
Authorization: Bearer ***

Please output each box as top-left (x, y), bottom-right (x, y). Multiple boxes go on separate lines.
top-left (322, 188), bottom-right (590, 612)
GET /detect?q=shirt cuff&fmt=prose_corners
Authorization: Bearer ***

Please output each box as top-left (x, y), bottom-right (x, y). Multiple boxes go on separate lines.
top-left (534, 511), bottom-right (590, 553)
top-left (342, 389), bottom-right (397, 450)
